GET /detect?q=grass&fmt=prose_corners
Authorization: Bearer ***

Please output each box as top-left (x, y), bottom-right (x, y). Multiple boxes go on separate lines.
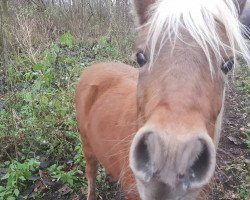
top-left (234, 64), bottom-right (250, 199)
top-left (0, 32), bottom-right (132, 199)
top-left (236, 65), bottom-right (250, 151)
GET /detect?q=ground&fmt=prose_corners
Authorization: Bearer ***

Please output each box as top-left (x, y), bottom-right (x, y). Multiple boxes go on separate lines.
top-left (208, 73), bottom-right (250, 200)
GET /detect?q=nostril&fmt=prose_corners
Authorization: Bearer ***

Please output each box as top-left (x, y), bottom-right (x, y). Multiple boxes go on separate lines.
top-left (133, 131), bottom-right (151, 172)
top-left (189, 139), bottom-right (210, 182)
top-left (129, 128), bottom-right (163, 182)
top-left (183, 137), bottom-right (216, 189)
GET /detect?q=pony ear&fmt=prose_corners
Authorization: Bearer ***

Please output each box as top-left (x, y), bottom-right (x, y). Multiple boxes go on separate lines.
top-left (236, 0), bottom-right (247, 15)
top-left (132, 0), bottom-right (155, 25)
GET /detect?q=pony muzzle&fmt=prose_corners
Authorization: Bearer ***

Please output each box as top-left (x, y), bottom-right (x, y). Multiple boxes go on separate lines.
top-left (129, 126), bottom-right (216, 193)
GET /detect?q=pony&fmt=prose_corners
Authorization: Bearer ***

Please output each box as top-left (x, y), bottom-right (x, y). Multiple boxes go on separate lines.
top-left (75, 0), bottom-right (250, 199)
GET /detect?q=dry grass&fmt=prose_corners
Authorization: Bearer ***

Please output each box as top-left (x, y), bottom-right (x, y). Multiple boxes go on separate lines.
top-left (1, 0), bottom-right (134, 56)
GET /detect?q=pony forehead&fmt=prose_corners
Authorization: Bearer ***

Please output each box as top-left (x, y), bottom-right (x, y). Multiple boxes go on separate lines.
top-left (145, 0), bottom-right (250, 71)
top-left (150, 0), bottom-right (231, 16)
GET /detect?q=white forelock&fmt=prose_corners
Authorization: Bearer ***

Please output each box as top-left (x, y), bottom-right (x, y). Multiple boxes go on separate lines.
top-left (145, 0), bottom-right (250, 72)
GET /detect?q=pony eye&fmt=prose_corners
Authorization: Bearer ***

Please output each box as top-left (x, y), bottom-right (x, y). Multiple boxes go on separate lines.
top-left (221, 58), bottom-right (234, 74)
top-left (136, 51), bottom-right (147, 67)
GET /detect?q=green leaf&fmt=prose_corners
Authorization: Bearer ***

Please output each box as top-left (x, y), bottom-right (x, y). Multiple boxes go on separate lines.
top-left (19, 176), bottom-right (26, 181)
top-left (33, 63), bottom-right (43, 71)
top-left (59, 32), bottom-right (75, 48)
top-left (4, 161), bottom-right (10, 166)
top-left (0, 192), bottom-right (6, 197)
top-left (67, 178), bottom-right (73, 186)
top-left (14, 189), bottom-right (19, 197)
top-left (7, 197), bottom-right (16, 200)
top-left (0, 186), bottom-right (4, 192)
top-left (1, 173), bottom-right (9, 180)
top-left (50, 43), bottom-right (60, 53)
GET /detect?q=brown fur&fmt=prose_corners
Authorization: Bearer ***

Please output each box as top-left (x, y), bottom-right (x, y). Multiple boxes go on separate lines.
top-left (132, 0), bottom-right (155, 25)
top-left (76, 63), bottom-right (140, 199)
top-left (75, 58), bottom-right (221, 199)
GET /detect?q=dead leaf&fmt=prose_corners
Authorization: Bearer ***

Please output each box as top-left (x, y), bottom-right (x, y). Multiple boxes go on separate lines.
top-left (81, 187), bottom-right (88, 195)
top-left (57, 184), bottom-right (72, 196)
top-left (71, 193), bottom-right (80, 200)
top-left (228, 136), bottom-right (242, 145)
top-left (34, 180), bottom-right (46, 192)
top-left (38, 170), bottom-right (55, 186)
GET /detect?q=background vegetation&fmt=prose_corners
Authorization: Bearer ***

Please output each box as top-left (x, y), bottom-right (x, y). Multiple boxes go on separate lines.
top-left (0, 0), bottom-right (134, 199)
top-left (0, 0), bottom-right (249, 199)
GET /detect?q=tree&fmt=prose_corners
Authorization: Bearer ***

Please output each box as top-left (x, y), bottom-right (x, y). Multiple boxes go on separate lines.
top-left (0, 0), bottom-right (6, 61)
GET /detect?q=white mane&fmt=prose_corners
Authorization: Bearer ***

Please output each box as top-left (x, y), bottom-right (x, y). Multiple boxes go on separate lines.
top-left (146, 0), bottom-right (250, 71)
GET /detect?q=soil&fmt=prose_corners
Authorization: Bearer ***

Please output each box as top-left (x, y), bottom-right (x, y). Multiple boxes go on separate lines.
top-left (208, 80), bottom-right (250, 200)
top-left (42, 79), bottom-right (249, 200)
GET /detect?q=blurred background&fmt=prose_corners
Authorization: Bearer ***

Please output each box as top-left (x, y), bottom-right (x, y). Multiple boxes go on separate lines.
top-left (0, 0), bottom-right (133, 199)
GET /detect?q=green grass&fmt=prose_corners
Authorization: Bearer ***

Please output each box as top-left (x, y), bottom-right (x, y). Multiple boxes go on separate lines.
top-left (236, 65), bottom-right (250, 150)
top-left (0, 32), bottom-right (132, 199)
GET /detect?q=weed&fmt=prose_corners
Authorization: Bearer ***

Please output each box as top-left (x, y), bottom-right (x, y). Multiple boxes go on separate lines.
top-left (93, 34), bottom-right (120, 60)
top-left (237, 184), bottom-right (249, 199)
top-left (0, 159), bottom-right (40, 199)
top-left (47, 164), bottom-right (76, 186)
top-left (96, 168), bottom-right (111, 196)
top-left (242, 129), bottom-right (250, 149)
top-left (0, 30), bottom-right (131, 197)
top-left (59, 32), bottom-right (77, 48)
top-left (234, 65), bottom-right (250, 199)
